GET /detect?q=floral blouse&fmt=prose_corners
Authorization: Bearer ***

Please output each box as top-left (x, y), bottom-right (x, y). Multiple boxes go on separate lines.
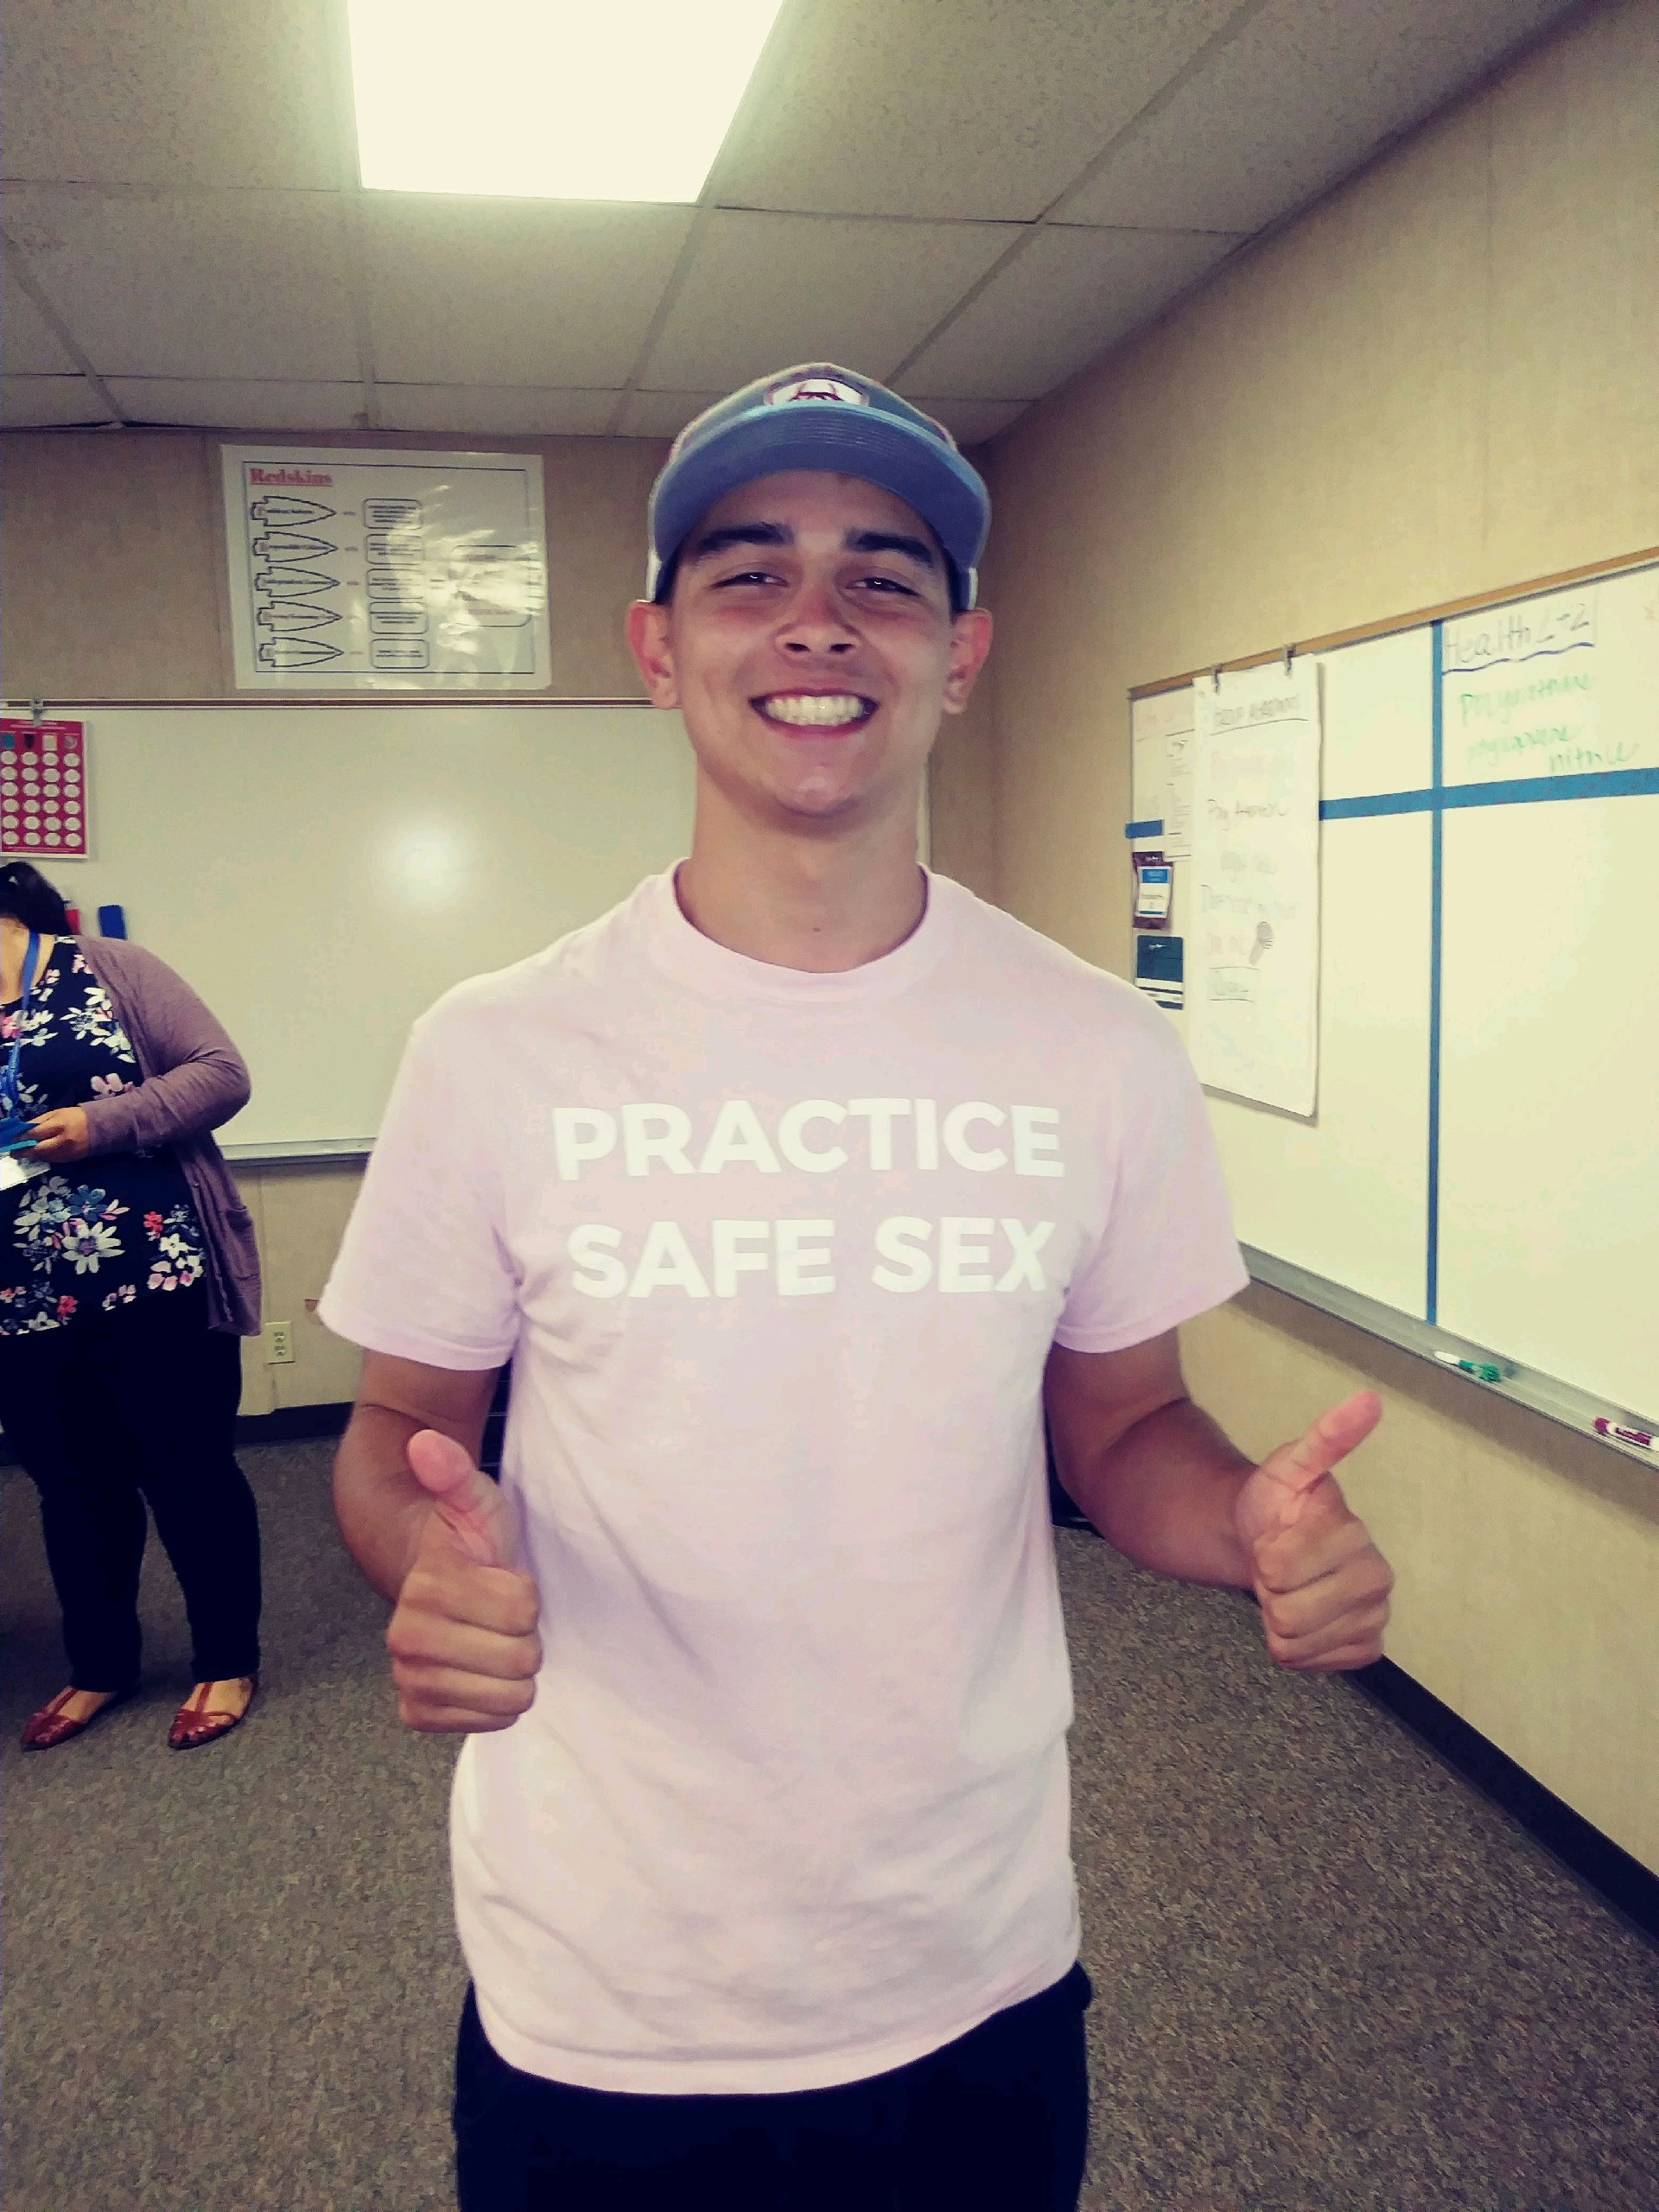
top-left (0, 939), bottom-right (207, 1335)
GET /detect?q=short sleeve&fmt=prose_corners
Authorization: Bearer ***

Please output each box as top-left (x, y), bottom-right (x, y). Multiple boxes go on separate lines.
top-left (318, 1003), bottom-right (520, 1371)
top-left (1053, 1023), bottom-right (1249, 1354)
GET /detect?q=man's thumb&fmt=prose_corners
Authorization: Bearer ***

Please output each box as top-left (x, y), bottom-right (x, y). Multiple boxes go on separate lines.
top-left (407, 1428), bottom-right (519, 1571)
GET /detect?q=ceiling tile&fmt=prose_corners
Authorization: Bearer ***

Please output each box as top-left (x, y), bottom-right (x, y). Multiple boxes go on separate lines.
top-left (0, 0), bottom-right (345, 188)
top-left (2, 186), bottom-right (359, 378)
top-left (715, 0), bottom-right (1239, 221)
top-left (617, 391), bottom-right (726, 439)
top-left (362, 198), bottom-right (694, 387)
top-left (618, 388), bottom-right (1033, 448)
top-left (1062, 0), bottom-right (1580, 232)
top-left (377, 385), bottom-right (621, 436)
top-left (903, 397), bottom-right (1033, 446)
top-left (639, 211), bottom-right (1020, 391)
top-left (898, 226), bottom-right (1243, 400)
top-left (105, 378), bottom-right (366, 429)
top-left (1, 261), bottom-right (78, 372)
top-left (1, 373), bottom-right (111, 426)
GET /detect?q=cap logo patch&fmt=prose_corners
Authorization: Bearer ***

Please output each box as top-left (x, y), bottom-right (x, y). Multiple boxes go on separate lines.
top-left (765, 375), bottom-right (868, 408)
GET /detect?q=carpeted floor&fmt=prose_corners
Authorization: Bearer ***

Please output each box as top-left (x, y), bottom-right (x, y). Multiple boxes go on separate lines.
top-left (3, 1443), bottom-right (1655, 2212)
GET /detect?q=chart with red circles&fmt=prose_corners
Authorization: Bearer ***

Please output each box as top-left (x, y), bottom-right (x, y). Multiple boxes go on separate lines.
top-left (0, 719), bottom-right (90, 860)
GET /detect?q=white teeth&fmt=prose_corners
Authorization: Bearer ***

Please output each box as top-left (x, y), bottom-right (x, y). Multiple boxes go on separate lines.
top-left (759, 693), bottom-right (869, 727)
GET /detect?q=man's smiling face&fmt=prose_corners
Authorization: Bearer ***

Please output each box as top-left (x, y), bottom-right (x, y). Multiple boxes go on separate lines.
top-left (627, 471), bottom-right (991, 832)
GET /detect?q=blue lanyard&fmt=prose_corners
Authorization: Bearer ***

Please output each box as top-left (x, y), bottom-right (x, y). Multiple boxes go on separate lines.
top-left (2, 932), bottom-right (41, 1118)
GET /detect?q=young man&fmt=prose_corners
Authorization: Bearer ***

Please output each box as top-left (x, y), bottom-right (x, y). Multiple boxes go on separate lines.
top-left (321, 365), bottom-right (1393, 2211)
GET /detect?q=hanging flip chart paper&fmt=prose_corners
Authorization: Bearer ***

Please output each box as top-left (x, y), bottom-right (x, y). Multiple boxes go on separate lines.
top-left (1188, 661), bottom-right (1323, 1118)
top-left (1129, 687), bottom-right (1195, 855)
top-left (221, 447), bottom-right (550, 690)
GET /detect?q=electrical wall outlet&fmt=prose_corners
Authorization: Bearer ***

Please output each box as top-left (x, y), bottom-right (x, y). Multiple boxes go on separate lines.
top-left (265, 1319), bottom-right (296, 1363)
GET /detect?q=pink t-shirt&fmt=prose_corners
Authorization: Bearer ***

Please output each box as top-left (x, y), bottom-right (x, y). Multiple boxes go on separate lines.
top-left (319, 866), bottom-right (1247, 2094)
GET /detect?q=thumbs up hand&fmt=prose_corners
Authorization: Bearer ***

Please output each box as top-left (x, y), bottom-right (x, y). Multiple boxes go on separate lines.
top-left (407, 1427), bottom-right (525, 1572)
top-left (1233, 1390), bottom-right (1394, 1673)
top-left (385, 1430), bottom-right (543, 1733)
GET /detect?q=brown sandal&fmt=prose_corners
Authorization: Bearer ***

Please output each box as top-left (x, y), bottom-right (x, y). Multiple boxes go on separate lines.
top-left (168, 1674), bottom-right (259, 1751)
top-left (21, 1682), bottom-right (139, 1751)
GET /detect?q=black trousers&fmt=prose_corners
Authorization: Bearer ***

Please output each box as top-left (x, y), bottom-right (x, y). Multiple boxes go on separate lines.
top-left (453, 1961), bottom-right (1094, 2212)
top-left (0, 1281), bottom-right (262, 1689)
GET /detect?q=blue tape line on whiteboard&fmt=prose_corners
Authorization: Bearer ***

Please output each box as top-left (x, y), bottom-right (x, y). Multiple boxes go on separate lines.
top-left (1322, 788), bottom-right (1436, 818)
top-left (1133, 766), bottom-right (1659, 836)
top-left (1438, 766), bottom-right (1659, 809)
top-left (1427, 622), bottom-right (1444, 1327)
top-left (1320, 765), bottom-right (1659, 820)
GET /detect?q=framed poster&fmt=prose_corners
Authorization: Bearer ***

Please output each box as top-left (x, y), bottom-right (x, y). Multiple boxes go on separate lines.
top-left (221, 446), bottom-right (551, 690)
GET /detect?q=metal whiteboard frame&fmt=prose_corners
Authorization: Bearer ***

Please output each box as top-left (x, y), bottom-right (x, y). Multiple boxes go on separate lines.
top-left (1241, 1245), bottom-right (1657, 1470)
top-left (1128, 544), bottom-right (1659, 1476)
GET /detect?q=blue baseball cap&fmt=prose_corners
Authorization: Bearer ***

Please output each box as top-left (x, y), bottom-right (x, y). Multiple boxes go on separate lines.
top-left (646, 364), bottom-right (990, 613)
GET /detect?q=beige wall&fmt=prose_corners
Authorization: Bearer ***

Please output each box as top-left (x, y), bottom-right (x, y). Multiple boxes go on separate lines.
top-left (946, 0), bottom-right (1659, 1869)
top-left (232, 1163), bottom-right (367, 1416)
top-left (0, 423), bottom-right (668, 704)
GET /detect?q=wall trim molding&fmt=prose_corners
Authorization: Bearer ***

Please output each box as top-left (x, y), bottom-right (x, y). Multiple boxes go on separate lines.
top-left (1348, 1656), bottom-right (1658, 1945)
top-left (234, 1402), bottom-right (351, 1448)
top-left (1052, 1473), bottom-right (1656, 1940)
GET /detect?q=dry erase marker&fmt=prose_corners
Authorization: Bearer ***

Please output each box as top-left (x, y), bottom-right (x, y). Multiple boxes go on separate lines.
top-left (1593, 1417), bottom-right (1655, 1452)
top-left (1438, 1355), bottom-right (1506, 1383)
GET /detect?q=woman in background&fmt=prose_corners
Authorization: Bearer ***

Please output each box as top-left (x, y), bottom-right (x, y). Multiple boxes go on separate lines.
top-left (0, 861), bottom-right (264, 1751)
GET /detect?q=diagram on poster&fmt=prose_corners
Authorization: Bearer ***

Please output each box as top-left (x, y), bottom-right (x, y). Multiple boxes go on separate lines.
top-left (221, 448), bottom-right (550, 690)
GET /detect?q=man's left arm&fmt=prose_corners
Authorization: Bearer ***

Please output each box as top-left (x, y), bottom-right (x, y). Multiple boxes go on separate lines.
top-left (1045, 1332), bottom-right (1395, 1674)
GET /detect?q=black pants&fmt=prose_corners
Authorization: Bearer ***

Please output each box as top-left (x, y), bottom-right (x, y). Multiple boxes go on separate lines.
top-left (0, 1281), bottom-right (262, 1689)
top-left (454, 1961), bottom-right (1094, 2212)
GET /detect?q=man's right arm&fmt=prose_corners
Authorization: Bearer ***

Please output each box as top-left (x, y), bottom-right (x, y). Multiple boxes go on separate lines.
top-left (334, 1350), bottom-right (499, 1602)
top-left (334, 1351), bottom-right (543, 1733)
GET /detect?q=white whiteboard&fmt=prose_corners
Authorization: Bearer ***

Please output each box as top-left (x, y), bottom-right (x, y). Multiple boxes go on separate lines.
top-left (1438, 791), bottom-right (1659, 1411)
top-left (1131, 560), bottom-right (1659, 1426)
top-left (48, 703), bottom-right (696, 1147)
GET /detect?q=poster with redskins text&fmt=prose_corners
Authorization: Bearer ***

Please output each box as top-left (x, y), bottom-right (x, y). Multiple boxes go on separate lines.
top-left (221, 446), bottom-right (550, 690)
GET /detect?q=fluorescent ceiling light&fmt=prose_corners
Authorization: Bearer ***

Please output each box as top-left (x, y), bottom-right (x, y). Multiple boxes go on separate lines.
top-left (346, 0), bottom-right (785, 203)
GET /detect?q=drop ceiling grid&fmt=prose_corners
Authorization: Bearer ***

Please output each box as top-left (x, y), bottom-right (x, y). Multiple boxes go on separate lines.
top-left (359, 198), bottom-right (698, 387)
top-left (636, 209), bottom-right (1025, 391)
top-left (900, 226), bottom-right (1253, 401)
top-left (0, 259), bottom-right (77, 373)
top-left (3, 183), bottom-right (363, 380)
top-left (0, 373), bottom-right (105, 427)
top-left (104, 378), bottom-right (369, 431)
top-left (709, 0), bottom-right (1244, 222)
top-left (376, 385), bottom-right (623, 436)
top-left (1061, 0), bottom-right (1582, 232)
top-left (0, 0), bottom-right (1588, 435)
top-left (0, 0), bottom-right (346, 189)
